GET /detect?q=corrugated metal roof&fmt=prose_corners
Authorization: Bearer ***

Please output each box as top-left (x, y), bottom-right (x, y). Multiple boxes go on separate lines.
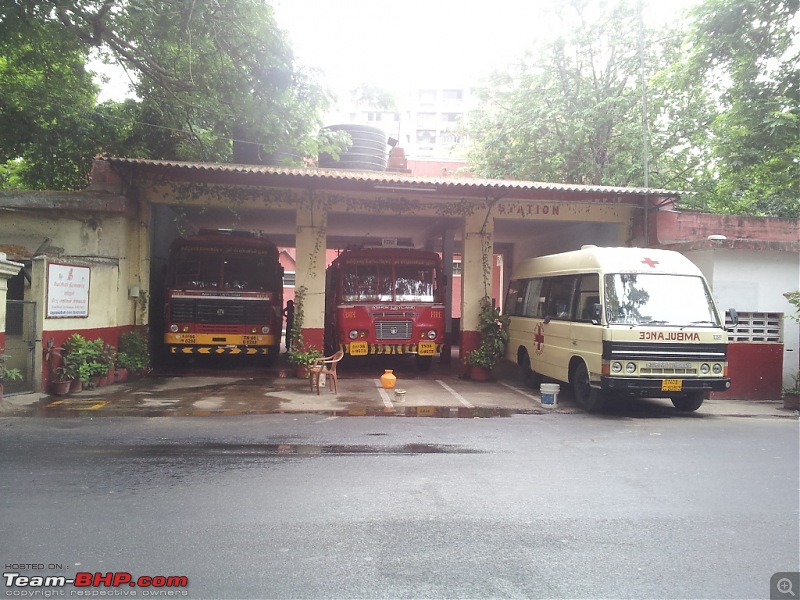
top-left (102, 157), bottom-right (685, 197)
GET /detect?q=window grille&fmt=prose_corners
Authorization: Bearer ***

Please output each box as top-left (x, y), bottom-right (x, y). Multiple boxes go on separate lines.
top-left (726, 312), bottom-right (783, 342)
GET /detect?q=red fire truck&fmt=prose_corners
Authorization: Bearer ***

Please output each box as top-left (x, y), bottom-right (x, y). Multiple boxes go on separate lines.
top-left (163, 229), bottom-right (284, 364)
top-left (324, 246), bottom-right (446, 370)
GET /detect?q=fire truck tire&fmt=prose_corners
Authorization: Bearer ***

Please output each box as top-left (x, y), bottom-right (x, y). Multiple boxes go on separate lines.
top-left (671, 391), bottom-right (705, 412)
top-left (265, 346), bottom-right (279, 367)
top-left (415, 355), bottom-right (433, 371)
top-left (572, 362), bottom-right (606, 412)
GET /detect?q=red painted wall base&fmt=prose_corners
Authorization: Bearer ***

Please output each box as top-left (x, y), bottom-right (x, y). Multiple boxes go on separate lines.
top-left (712, 342), bottom-right (783, 400)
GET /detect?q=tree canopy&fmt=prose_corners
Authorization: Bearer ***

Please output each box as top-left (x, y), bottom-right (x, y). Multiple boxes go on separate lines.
top-left (462, 0), bottom-right (799, 218)
top-left (1, 0), bottom-right (335, 189)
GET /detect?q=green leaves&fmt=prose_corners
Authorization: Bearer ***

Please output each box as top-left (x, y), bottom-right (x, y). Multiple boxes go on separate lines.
top-left (463, 0), bottom-right (798, 218)
top-left (2, 0), bottom-right (334, 189)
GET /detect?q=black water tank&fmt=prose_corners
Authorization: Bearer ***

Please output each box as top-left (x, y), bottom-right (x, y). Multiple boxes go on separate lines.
top-left (319, 124), bottom-right (388, 171)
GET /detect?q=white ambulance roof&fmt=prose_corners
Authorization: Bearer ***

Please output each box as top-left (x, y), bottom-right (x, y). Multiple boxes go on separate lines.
top-left (512, 246), bottom-right (703, 277)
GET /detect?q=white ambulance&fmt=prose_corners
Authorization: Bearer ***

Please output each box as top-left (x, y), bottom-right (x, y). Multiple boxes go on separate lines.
top-left (504, 246), bottom-right (733, 411)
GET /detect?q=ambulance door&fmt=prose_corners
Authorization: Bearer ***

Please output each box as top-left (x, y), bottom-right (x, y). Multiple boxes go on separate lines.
top-left (570, 273), bottom-right (604, 384)
top-left (538, 275), bottom-right (578, 383)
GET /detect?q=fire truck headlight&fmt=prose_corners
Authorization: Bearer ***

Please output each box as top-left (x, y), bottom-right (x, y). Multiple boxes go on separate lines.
top-left (700, 363), bottom-right (711, 374)
top-left (611, 361), bottom-right (623, 373)
top-left (426, 330), bottom-right (437, 340)
top-left (251, 328), bottom-right (258, 334)
top-left (626, 362), bottom-right (636, 374)
top-left (169, 324), bottom-right (178, 333)
top-left (712, 363), bottom-right (723, 374)
top-left (349, 330), bottom-right (359, 340)
top-left (261, 326), bottom-right (270, 334)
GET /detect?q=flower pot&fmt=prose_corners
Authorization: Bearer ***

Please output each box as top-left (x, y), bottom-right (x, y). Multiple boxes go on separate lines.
top-left (296, 365), bottom-right (309, 379)
top-left (784, 392), bottom-right (800, 411)
top-left (69, 379), bottom-right (83, 393)
top-left (114, 367), bottom-right (128, 383)
top-left (470, 366), bottom-right (491, 382)
top-left (49, 380), bottom-right (71, 396)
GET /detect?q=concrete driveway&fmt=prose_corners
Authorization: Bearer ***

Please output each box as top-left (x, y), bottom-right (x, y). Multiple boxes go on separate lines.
top-left (1, 353), bottom-right (794, 419)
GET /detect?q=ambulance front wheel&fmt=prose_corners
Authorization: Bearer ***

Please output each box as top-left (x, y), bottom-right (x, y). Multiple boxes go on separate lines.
top-left (671, 391), bottom-right (705, 412)
top-left (572, 362), bottom-right (606, 412)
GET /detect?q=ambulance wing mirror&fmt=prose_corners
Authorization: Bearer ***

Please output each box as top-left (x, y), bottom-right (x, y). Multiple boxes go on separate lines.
top-left (592, 303), bottom-right (602, 325)
top-left (726, 308), bottom-right (739, 329)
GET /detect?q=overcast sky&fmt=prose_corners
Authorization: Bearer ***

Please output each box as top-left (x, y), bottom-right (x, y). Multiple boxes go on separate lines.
top-left (271, 0), bottom-right (699, 97)
top-left (97, 0), bottom-right (699, 103)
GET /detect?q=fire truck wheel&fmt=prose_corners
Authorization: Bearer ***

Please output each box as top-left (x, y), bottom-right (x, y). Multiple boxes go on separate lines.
top-left (415, 355), bottom-right (433, 371)
top-left (671, 392), bottom-right (705, 412)
top-left (572, 362), bottom-right (606, 412)
top-left (264, 347), bottom-right (278, 368)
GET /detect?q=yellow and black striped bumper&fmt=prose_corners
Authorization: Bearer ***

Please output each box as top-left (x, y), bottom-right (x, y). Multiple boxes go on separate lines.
top-left (342, 342), bottom-right (444, 356)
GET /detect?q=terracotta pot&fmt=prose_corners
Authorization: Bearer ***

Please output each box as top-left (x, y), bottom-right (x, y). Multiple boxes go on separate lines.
top-left (296, 365), bottom-right (309, 379)
top-left (470, 366), bottom-right (491, 382)
top-left (69, 379), bottom-right (82, 393)
top-left (49, 380), bottom-right (71, 396)
top-left (114, 367), bottom-right (129, 383)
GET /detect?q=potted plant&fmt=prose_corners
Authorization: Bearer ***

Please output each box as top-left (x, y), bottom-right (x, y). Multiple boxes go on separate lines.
top-left (0, 352), bottom-right (23, 403)
top-left (44, 340), bottom-right (75, 395)
top-left (783, 372), bottom-right (800, 411)
top-left (285, 287), bottom-right (324, 377)
top-left (117, 330), bottom-right (151, 377)
top-left (63, 334), bottom-right (107, 388)
top-left (464, 297), bottom-right (510, 381)
top-left (287, 347), bottom-right (324, 378)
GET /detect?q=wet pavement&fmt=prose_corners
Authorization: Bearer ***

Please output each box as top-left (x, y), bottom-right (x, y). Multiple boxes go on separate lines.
top-left (1, 353), bottom-right (796, 420)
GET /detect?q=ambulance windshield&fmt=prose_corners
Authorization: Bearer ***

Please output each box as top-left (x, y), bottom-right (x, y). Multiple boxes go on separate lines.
top-left (604, 273), bottom-right (721, 327)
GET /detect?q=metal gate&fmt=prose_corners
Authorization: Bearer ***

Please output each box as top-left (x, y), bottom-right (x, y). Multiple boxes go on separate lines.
top-left (4, 299), bottom-right (37, 395)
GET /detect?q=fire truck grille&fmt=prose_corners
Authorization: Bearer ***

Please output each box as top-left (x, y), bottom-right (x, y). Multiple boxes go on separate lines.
top-left (375, 320), bottom-right (412, 340)
top-left (172, 299), bottom-right (270, 324)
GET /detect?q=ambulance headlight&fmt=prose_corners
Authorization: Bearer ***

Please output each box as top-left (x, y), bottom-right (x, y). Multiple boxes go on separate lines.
top-left (700, 363), bottom-right (711, 374)
top-left (626, 362), bottom-right (637, 374)
top-left (611, 361), bottom-right (623, 374)
top-left (712, 363), bottom-right (723, 374)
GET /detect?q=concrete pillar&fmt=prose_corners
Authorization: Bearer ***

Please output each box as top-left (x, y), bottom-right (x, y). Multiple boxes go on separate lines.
top-left (294, 201), bottom-right (327, 351)
top-left (440, 229), bottom-right (455, 365)
top-left (30, 257), bottom-right (47, 391)
top-left (460, 209), bottom-right (494, 372)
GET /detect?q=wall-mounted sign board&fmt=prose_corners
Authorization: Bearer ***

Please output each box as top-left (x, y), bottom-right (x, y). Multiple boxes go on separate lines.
top-left (47, 263), bottom-right (90, 318)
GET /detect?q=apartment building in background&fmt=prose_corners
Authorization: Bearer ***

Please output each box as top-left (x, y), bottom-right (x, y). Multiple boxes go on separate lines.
top-left (327, 84), bottom-right (474, 161)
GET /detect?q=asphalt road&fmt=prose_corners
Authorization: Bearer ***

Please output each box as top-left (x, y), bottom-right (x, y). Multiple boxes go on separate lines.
top-left (1, 414), bottom-right (798, 599)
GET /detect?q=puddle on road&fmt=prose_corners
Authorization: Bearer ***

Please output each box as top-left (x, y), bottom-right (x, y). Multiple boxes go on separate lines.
top-left (77, 442), bottom-right (486, 456)
top-left (31, 400), bottom-right (522, 419)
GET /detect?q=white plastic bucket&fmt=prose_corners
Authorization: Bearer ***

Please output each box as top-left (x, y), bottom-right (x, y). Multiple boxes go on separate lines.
top-left (540, 383), bottom-right (560, 408)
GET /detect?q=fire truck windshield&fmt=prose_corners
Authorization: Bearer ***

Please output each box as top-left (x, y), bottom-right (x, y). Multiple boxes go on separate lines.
top-left (174, 253), bottom-right (271, 291)
top-left (342, 261), bottom-right (436, 302)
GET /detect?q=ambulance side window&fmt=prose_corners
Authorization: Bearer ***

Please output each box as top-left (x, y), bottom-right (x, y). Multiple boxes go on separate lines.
top-left (543, 276), bottom-right (578, 320)
top-left (524, 278), bottom-right (544, 317)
